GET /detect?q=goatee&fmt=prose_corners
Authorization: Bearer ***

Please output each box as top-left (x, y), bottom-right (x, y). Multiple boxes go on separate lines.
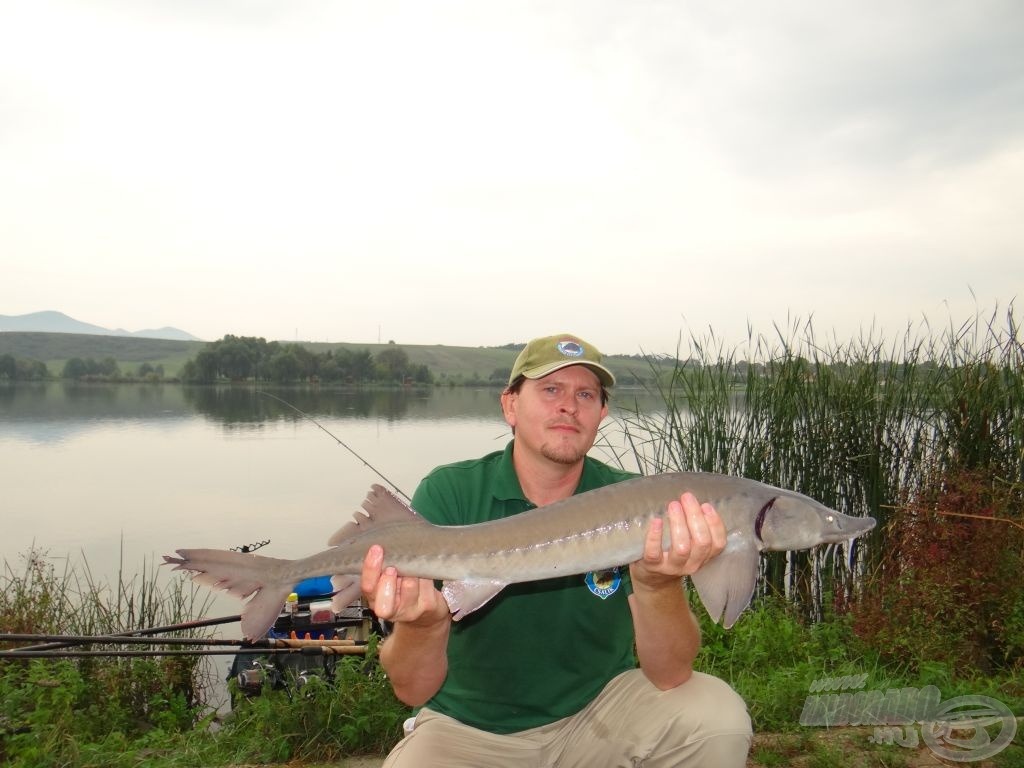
top-left (541, 444), bottom-right (587, 465)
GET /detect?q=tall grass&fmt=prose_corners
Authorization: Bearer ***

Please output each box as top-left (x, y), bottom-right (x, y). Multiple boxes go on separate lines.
top-left (602, 306), bottom-right (1023, 644)
top-left (0, 548), bottom-right (216, 766)
top-left (1, 548), bottom-right (409, 767)
top-left (1, 545), bottom-right (214, 642)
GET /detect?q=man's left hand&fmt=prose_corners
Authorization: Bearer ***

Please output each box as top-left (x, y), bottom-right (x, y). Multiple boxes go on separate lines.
top-left (631, 492), bottom-right (727, 589)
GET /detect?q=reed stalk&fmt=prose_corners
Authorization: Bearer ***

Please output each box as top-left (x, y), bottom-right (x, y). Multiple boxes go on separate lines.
top-left (603, 304), bottom-right (1024, 627)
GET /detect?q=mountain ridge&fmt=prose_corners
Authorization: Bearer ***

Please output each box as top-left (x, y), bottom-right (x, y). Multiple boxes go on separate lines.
top-left (0, 311), bottom-right (200, 341)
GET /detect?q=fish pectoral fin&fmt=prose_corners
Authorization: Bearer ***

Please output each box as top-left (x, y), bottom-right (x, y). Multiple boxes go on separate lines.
top-left (690, 535), bottom-right (760, 629)
top-left (442, 579), bottom-right (507, 620)
top-left (329, 576), bottom-right (362, 613)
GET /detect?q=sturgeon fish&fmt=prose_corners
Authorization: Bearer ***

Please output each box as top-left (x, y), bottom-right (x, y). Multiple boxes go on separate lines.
top-left (164, 473), bottom-right (875, 639)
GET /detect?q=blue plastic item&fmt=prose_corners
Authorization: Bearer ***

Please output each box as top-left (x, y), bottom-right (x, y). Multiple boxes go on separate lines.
top-left (293, 575), bottom-right (333, 597)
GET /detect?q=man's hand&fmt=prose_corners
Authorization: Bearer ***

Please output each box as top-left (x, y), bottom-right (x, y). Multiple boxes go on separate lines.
top-left (627, 492), bottom-right (726, 688)
top-left (630, 492), bottom-right (727, 590)
top-left (362, 544), bottom-right (452, 706)
top-left (361, 544), bottom-right (450, 627)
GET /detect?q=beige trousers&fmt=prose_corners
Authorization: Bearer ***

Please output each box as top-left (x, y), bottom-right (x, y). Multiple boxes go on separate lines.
top-left (382, 670), bottom-right (752, 768)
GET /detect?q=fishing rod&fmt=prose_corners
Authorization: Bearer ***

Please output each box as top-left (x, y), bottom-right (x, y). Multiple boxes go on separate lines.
top-left (8, 613), bottom-right (244, 653)
top-left (0, 633), bottom-right (361, 649)
top-left (259, 390), bottom-right (410, 500)
top-left (1, 645), bottom-right (368, 659)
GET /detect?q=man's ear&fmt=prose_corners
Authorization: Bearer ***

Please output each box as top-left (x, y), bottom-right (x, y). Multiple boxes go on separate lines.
top-left (500, 388), bottom-right (517, 429)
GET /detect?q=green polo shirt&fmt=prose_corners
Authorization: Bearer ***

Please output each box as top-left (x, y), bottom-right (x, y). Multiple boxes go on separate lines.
top-left (410, 441), bottom-right (639, 734)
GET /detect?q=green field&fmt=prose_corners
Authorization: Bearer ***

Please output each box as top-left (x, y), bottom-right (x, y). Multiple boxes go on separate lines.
top-left (0, 332), bottom-right (202, 377)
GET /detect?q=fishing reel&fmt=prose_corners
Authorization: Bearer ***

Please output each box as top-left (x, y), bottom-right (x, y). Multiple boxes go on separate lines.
top-left (232, 656), bottom-right (326, 702)
top-left (227, 571), bottom-right (389, 708)
top-left (234, 659), bottom-right (281, 696)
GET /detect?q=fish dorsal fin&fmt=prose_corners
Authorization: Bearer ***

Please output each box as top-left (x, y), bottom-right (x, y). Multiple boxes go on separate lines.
top-left (690, 531), bottom-right (760, 629)
top-left (327, 484), bottom-right (424, 547)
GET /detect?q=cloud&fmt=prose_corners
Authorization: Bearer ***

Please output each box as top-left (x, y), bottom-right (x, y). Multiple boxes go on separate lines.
top-left (682, 0), bottom-right (1024, 174)
top-left (0, 0), bottom-right (1020, 353)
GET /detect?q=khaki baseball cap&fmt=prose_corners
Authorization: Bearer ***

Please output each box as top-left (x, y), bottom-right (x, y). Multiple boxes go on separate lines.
top-left (508, 333), bottom-right (616, 388)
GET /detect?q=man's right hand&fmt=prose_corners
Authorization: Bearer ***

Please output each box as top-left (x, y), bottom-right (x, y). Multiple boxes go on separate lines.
top-left (361, 544), bottom-right (451, 627)
top-left (362, 544), bottom-right (452, 706)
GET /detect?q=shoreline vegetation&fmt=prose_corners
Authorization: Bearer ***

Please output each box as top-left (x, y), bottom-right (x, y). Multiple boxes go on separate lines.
top-left (3, 308), bottom-right (1023, 767)
top-left (0, 331), bottom-right (671, 387)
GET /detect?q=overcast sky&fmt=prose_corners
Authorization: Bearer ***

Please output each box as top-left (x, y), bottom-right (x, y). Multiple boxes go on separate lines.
top-left (2, 0), bottom-right (1021, 354)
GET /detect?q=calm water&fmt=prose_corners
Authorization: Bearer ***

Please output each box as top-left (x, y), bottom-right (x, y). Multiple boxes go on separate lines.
top-left (1, 382), bottom-right (660, 706)
top-left (0, 383), bottom-right (656, 579)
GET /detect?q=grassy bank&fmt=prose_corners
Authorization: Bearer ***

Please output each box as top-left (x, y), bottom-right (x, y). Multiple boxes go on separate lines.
top-left (3, 554), bottom-right (1020, 766)
top-left (0, 549), bottom-right (409, 767)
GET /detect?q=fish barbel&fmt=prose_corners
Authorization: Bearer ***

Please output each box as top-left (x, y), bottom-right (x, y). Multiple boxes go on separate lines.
top-left (164, 473), bottom-right (875, 639)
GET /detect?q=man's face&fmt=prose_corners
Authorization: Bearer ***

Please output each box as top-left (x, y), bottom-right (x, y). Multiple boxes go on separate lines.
top-left (501, 365), bottom-right (608, 466)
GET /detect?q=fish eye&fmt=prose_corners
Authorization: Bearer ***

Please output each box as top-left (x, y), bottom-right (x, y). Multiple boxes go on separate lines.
top-left (826, 514), bottom-right (835, 523)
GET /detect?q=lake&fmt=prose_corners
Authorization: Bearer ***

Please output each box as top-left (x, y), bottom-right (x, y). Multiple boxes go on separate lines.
top-left (1, 382), bottom-right (661, 702)
top-left (0, 382), bottom-right (660, 584)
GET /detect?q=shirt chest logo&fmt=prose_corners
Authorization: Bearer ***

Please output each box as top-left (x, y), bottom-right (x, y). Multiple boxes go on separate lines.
top-left (585, 567), bottom-right (622, 599)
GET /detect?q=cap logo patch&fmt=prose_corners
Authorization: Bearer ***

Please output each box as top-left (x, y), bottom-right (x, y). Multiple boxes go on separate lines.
top-left (556, 340), bottom-right (584, 358)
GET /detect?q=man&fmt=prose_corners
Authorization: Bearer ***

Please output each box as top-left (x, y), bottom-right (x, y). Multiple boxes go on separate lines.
top-left (361, 333), bottom-right (752, 767)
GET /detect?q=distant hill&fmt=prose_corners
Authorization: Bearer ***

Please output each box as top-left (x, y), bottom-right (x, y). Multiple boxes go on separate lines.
top-left (0, 311), bottom-right (200, 341)
top-left (0, 332), bottom-right (204, 376)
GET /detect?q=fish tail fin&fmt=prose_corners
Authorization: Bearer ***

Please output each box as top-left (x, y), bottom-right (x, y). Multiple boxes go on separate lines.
top-left (163, 548), bottom-right (293, 640)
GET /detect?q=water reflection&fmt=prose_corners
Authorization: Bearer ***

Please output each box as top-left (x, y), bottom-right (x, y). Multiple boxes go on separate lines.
top-left (0, 382), bottom-right (191, 422)
top-left (0, 382), bottom-right (659, 428)
top-left (182, 386), bottom-right (452, 424)
top-left (0, 382), bottom-right (513, 427)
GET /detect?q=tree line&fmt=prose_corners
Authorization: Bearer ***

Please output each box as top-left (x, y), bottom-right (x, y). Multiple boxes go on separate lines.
top-left (0, 354), bottom-right (48, 381)
top-left (1, 353), bottom-right (171, 382)
top-left (1, 336), bottom-right (434, 385)
top-left (180, 335), bottom-right (433, 385)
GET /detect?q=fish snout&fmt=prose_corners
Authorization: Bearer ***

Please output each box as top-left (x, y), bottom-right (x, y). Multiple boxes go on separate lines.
top-left (818, 509), bottom-right (876, 543)
top-left (757, 495), bottom-right (876, 550)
